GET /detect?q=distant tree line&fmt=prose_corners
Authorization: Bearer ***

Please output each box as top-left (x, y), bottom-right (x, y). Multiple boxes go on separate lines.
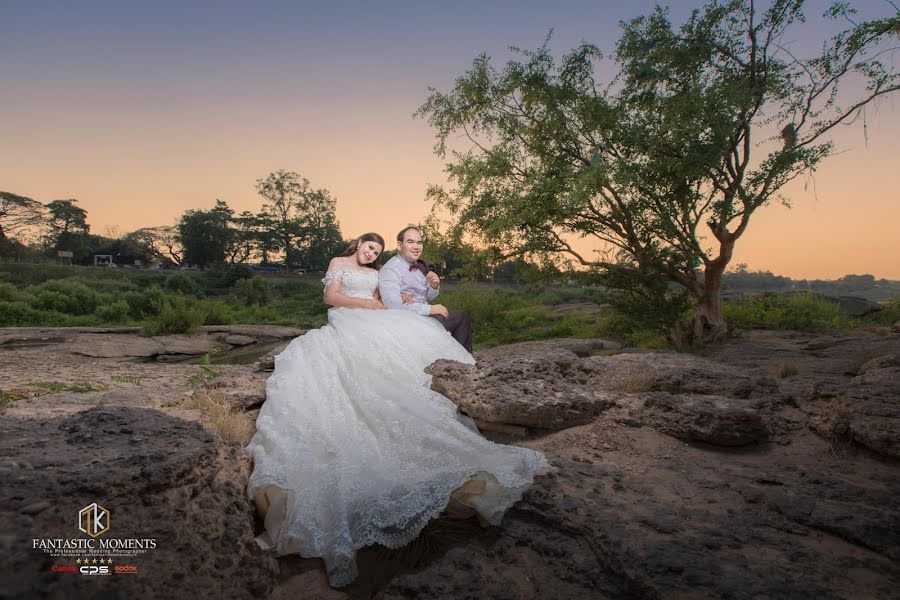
top-left (0, 170), bottom-right (346, 271)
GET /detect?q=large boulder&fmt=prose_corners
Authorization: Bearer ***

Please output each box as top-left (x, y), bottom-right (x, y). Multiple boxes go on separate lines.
top-left (634, 392), bottom-right (769, 446)
top-left (0, 405), bottom-right (276, 599)
top-left (428, 349), bottom-right (618, 430)
top-left (429, 342), bottom-right (774, 445)
top-left (807, 353), bottom-right (900, 459)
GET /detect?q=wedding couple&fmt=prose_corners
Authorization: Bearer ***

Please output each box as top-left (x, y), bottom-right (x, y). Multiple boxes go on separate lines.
top-left (245, 227), bottom-right (550, 588)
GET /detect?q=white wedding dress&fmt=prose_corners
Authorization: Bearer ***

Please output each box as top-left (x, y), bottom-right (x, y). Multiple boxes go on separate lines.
top-left (245, 266), bottom-right (550, 587)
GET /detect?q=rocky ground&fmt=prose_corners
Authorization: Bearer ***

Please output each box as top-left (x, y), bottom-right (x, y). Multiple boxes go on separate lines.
top-left (1, 325), bottom-right (898, 599)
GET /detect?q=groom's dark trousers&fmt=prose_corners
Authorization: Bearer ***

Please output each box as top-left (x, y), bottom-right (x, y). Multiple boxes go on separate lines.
top-left (428, 311), bottom-right (473, 353)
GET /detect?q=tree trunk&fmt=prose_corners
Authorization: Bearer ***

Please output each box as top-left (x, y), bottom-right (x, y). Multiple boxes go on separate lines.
top-left (693, 265), bottom-right (727, 344)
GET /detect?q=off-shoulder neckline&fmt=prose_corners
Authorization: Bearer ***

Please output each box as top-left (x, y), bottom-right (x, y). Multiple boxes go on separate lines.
top-left (326, 262), bottom-right (377, 275)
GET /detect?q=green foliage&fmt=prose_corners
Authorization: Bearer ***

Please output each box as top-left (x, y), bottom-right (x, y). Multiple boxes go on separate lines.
top-left (218, 263), bottom-right (255, 287)
top-left (862, 297), bottom-right (900, 326)
top-left (233, 276), bottom-right (271, 306)
top-left (94, 300), bottom-right (131, 323)
top-left (187, 354), bottom-right (220, 388)
top-left (30, 280), bottom-right (99, 315)
top-left (179, 200), bottom-right (233, 268)
top-left (27, 381), bottom-right (108, 393)
top-left (0, 301), bottom-right (71, 326)
top-left (123, 287), bottom-right (167, 318)
top-left (141, 295), bottom-right (205, 336)
top-left (724, 292), bottom-right (852, 330)
top-left (198, 299), bottom-right (235, 325)
top-left (164, 273), bottom-right (202, 296)
top-left (0, 282), bottom-right (21, 302)
top-left (111, 374), bottom-right (141, 385)
top-left (418, 3), bottom-right (899, 342)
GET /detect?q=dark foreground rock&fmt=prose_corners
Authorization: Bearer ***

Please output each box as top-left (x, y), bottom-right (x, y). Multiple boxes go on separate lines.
top-left (0, 404), bottom-right (277, 599)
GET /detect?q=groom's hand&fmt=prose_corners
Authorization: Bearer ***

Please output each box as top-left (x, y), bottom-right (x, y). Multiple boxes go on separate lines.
top-left (429, 304), bottom-right (449, 318)
top-left (425, 271), bottom-right (440, 289)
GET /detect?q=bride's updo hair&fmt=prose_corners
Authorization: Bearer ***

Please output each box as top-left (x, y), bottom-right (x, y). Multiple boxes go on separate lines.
top-left (340, 232), bottom-right (386, 269)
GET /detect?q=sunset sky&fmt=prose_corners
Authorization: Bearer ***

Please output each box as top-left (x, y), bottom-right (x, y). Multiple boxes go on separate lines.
top-left (1, 1), bottom-right (898, 279)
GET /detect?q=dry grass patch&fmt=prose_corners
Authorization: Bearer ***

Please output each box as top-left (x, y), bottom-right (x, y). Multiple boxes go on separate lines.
top-left (179, 390), bottom-right (255, 445)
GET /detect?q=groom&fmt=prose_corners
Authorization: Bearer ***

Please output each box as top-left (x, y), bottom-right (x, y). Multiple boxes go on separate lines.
top-left (379, 226), bottom-right (473, 352)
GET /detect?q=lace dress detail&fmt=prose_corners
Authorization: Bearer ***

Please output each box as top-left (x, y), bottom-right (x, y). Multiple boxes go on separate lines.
top-left (246, 265), bottom-right (551, 587)
top-left (321, 266), bottom-right (378, 299)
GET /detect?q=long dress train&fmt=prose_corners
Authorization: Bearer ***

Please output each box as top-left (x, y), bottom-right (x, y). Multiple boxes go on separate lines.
top-left (245, 266), bottom-right (550, 587)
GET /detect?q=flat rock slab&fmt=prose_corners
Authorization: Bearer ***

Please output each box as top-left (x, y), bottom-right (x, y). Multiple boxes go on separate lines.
top-left (203, 325), bottom-right (306, 339)
top-left (224, 334), bottom-right (258, 346)
top-left (154, 335), bottom-right (227, 356)
top-left (66, 334), bottom-right (164, 358)
top-left (0, 405), bottom-right (276, 599)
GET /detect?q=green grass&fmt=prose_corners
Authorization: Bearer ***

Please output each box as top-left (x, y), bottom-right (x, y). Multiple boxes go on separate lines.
top-left (27, 381), bottom-right (109, 393)
top-left (724, 292), bottom-right (855, 330)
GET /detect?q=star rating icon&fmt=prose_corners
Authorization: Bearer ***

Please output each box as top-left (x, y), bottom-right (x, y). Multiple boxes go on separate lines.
top-left (75, 558), bottom-right (114, 564)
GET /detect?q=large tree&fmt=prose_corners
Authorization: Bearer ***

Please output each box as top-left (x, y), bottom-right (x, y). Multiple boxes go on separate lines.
top-left (178, 200), bottom-right (234, 268)
top-left (124, 226), bottom-right (183, 266)
top-left (418, 0), bottom-right (899, 342)
top-left (44, 199), bottom-right (91, 260)
top-left (294, 186), bottom-right (343, 271)
top-left (255, 170), bottom-right (308, 265)
top-left (255, 170), bottom-right (344, 269)
top-left (0, 191), bottom-right (45, 247)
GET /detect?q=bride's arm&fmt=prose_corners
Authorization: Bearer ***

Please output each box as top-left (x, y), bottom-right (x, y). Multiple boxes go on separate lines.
top-left (323, 260), bottom-right (385, 309)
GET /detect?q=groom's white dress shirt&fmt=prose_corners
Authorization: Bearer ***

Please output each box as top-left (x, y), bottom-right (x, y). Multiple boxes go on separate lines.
top-left (378, 255), bottom-right (439, 315)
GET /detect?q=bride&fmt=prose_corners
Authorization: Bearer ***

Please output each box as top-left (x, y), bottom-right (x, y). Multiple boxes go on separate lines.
top-left (245, 232), bottom-right (550, 587)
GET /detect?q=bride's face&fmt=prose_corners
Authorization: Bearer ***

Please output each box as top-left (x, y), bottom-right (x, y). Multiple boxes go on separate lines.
top-left (356, 241), bottom-right (383, 265)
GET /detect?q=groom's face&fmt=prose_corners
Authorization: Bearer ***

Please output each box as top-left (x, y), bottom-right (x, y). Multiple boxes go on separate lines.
top-left (397, 229), bottom-right (424, 263)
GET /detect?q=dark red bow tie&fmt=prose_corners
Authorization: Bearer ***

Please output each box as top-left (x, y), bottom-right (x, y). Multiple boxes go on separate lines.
top-left (408, 261), bottom-right (428, 275)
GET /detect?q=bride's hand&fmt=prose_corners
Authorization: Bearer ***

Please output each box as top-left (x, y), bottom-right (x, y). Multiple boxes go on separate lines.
top-left (366, 299), bottom-right (386, 310)
top-left (400, 292), bottom-right (414, 304)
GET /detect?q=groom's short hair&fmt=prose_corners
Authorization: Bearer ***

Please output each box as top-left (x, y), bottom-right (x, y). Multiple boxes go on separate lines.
top-left (397, 226), bottom-right (422, 242)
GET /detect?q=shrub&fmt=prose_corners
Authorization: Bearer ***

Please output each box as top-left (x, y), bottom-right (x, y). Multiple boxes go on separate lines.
top-left (94, 300), bottom-right (131, 323)
top-left (123, 287), bottom-right (167, 318)
top-left (0, 301), bottom-right (76, 327)
top-left (234, 276), bottom-right (271, 306)
top-left (141, 296), bottom-right (204, 335)
top-left (29, 280), bottom-right (99, 315)
top-left (198, 300), bottom-right (235, 325)
top-left (0, 282), bottom-right (21, 302)
top-left (164, 273), bottom-right (201, 296)
top-left (218, 264), bottom-right (255, 288)
top-left (862, 297), bottom-right (900, 326)
top-left (724, 292), bottom-right (851, 330)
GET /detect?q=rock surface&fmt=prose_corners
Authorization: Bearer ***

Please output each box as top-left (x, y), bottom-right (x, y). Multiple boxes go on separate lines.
top-left (2, 327), bottom-right (899, 599)
top-left (0, 403), bottom-right (276, 599)
top-left (430, 340), bottom-right (777, 445)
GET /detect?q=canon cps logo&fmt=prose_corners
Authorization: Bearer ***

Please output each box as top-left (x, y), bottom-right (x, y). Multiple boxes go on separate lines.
top-left (80, 565), bottom-right (110, 576)
top-left (78, 502), bottom-right (110, 538)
